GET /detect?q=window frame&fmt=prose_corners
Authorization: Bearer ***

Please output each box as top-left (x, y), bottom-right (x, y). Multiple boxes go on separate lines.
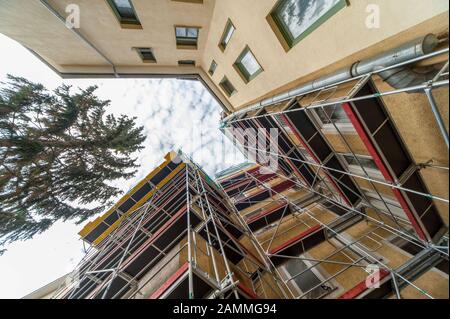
top-left (218, 19), bottom-right (236, 52)
top-left (208, 60), bottom-right (218, 76)
top-left (106, 0), bottom-right (142, 29)
top-left (178, 60), bottom-right (196, 66)
top-left (339, 153), bottom-right (384, 181)
top-left (233, 46), bottom-right (264, 83)
top-left (281, 253), bottom-right (339, 299)
top-left (175, 26), bottom-right (200, 50)
top-left (135, 47), bottom-right (157, 63)
top-left (219, 76), bottom-right (237, 97)
top-left (363, 190), bottom-right (407, 220)
top-left (309, 104), bottom-right (356, 134)
top-left (267, 0), bottom-right (347, 51)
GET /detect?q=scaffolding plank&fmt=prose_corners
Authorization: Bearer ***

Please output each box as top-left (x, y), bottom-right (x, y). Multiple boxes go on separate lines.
top-left (338, 269), bottom-right (390, 299)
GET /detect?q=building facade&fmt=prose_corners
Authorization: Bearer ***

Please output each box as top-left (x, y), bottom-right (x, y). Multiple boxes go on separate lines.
top-left (1, 0), bottom-right (447, 299)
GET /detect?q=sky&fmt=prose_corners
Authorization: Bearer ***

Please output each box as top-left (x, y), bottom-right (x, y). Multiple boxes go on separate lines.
top-left (0, 33), bottom-right (246, 298)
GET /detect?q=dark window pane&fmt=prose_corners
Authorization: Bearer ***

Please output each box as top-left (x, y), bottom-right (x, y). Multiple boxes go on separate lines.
top-left (285, 259), bottom-right (333, 299)
top-left (175, 27), bottom-right (199, 47)
top-left (112, 0), bottom-right (138, 21)
top-left (178, 60), bottom-right (196, 66)
top-left (220, 77), bottom-right (236, 96)
top-left (137, 48), bottom-right (156, 62)
top-left (209, 60), bottom-right (217, 75)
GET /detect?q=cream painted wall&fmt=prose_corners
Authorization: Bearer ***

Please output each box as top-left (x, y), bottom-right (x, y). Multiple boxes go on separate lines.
top-left (202, 0), bottom-right (449, 110)
top-left (0, 0), bottom-right (448, 112)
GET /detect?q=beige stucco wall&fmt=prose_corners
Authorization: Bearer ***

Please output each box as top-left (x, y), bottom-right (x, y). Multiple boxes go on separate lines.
top-left (202, 0), bottom-right (448, 110)
top-left (0, 0), bottom-right (216, 68)
top-left (0, 0), bottom-right (448, 112)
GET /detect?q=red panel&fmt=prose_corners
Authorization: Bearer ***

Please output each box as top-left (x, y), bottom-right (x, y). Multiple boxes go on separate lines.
top-left (237, 283), bottom-right (260, 299)
top-left (224, 173), bottom-right (276, 194)
top-left (342, 103), bottom-right (427, 240)
top-left (235, 179), bottom-right (292, 207)
top-left (222, 166), bottom-right (263, 188)
top-left (338, 269), bottom-right (390, 299)
top-left (280, 114), bottom-right (352, 207)
top-left (271, 180), bottom-right (295, 194)
top-left (246, 201), bottom-right (288, 224)
top-left (149, 262), bottom-right (189, 299)
top-left (269, 224), bottom-right (323, 255)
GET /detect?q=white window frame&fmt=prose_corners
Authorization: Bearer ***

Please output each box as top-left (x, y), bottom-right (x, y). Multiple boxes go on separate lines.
top-left (363, 189), bottom-right (408, 220)
top-left (281, 253), bottom-right (340, 299)
top-left (340, 153), bottom-right (384, 181)
top-left (309, 106), bottom-right (356, 134)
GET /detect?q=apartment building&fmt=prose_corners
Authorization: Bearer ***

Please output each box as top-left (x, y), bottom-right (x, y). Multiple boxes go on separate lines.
top-left (0, 1), bottom-right (447, 111)
top-left (1, 0), bottom-right (448, 299)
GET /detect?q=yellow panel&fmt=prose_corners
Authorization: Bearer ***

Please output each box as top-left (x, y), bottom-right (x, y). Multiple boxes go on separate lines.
top-left (78, 151), bottom-right (182, 242)
top-left (91, 163), bottom-right (186, 246)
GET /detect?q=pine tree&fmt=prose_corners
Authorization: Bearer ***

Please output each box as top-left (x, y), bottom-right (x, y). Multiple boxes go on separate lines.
top-left (0, 75), bottom-right (146, 250)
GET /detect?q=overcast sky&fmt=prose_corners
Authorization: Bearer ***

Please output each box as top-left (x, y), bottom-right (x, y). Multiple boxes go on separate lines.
top-left (0, 33), bottom-right (246, 298)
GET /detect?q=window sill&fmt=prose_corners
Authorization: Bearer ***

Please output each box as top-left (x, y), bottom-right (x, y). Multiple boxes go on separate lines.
top-left (176, 44), bottom-right (198, 50)
top-left (120, 23), bottom-right (143, 30)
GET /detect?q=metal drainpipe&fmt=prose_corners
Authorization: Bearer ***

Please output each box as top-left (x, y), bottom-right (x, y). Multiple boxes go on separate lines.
top-left (38, 0), bottom-right (119, 78)
top-left (222, 34), bottom-right (442, 123)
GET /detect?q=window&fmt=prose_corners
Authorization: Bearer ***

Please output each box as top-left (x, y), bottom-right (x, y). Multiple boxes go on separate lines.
top-left (175, 26), bottom-right (200, 49)
top-left (275, 114), bottom-right (292, 133)
top-left (219, 19), bottom-right (235, 51)
top-left (107, 0), bottom-right (141, 28)
top-left (209, 60), bottom-right (218, 76)
top-left (364, 191), bottom-right (406, 220)
top-left (219, 77), bottom-right (237, 97)
top-left (311, 104), bottom-right (355, 133)
top-left (268, 0), bottom-right (346, 50)
top-left (178, 60), bottom-right (196, 66)
top-left (315, 104), bottom-right (350, 125)
top-left (233, 46), bottom-right (263, 83)
top-left (283, 257), bottom-right (335, 299)
top-left (297, 147), bottom-right (315, 163)
top-left (342, 154), bottom-right (378, 171)
top-left (340, 153), bottom-right (383, 180)
top-left (135, 48), bottom-right (156, 63)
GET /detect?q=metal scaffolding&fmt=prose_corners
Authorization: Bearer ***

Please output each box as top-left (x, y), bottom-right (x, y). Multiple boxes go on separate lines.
top-left (218, 44), bottom-right (449, 299)
top-left (50, 38), bottom-right (448, 300)
top-left (218, 168), bottom-right (447, 299)
top-left (52, 152), bottom-right (291, 299)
